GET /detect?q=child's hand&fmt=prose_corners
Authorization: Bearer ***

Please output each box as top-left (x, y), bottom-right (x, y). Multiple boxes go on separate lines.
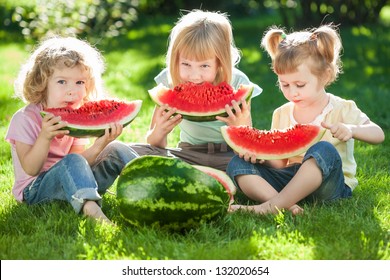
top-left (95, 123), bottom-right (123, 146)
top-left (153, 105), bottom-right (182, 135)
top-left (321, 121), bottom-right (353, 142)
top-left (216, 99), bottom-right (251, 126)
top-left (40, 113), bottom-right (69, 140)
top-left (239, 152), bottom-right (265, 164)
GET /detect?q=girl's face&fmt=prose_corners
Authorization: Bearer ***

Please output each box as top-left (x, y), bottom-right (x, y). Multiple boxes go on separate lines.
top-left (179, 56), bottom-right (218, 84)
top-left (45, 64), bottom-right (88, 109)
top-left (277, 62), bottom-right (327, 108)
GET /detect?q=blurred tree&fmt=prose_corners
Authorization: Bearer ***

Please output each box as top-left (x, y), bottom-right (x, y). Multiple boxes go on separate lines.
top-left (137, 0), bottom-right (390, 26)
top-left (2, 0), bottom-right (389, 43)
top-left (8, 0), bottom-right (138, 43)
top-left (270, 0), bottom-right (390, 27)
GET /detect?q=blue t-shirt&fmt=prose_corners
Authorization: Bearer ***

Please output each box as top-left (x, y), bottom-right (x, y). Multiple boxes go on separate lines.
top-left (154, 68), bottom-right (262, 145)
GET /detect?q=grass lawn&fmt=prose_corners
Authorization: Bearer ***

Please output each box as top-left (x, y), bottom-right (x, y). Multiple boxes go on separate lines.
top-left (0, 15), bottom-right (389, 261)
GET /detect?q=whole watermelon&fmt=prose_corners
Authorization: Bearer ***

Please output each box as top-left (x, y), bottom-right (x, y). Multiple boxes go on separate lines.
top-left (117, 155), bottom-right (231, 230)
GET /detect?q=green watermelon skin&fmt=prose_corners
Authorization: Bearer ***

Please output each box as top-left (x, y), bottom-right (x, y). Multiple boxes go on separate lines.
top-left (60, 118), bottom-right (136, 138)
top-left (116, 156), bottom-right (229, 230)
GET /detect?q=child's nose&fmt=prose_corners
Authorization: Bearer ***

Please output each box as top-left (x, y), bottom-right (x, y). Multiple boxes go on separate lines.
top-left (291, 88), bottom-right (299, 97)
top-left (189, 70), bottom-right (201, 82)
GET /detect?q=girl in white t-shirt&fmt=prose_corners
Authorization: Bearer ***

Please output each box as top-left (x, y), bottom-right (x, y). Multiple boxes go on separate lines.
top-left (131, 9), bottom-right (262, 171)
top-left (5, 37), bottom-right (138, 224)
top-left (227, 24), bottom-right (384, 215)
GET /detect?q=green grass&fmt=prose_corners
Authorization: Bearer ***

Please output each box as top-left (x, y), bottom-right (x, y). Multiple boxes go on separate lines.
top-left (0, 15), bottom-right (389, 260)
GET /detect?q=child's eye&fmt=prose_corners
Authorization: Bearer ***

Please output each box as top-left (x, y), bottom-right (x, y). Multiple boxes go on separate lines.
top-left (76, 81), bottom-right (85, 85)
top-left (181, 62), bottom-right (190, 67)
top-left (281, 84), bottom-right (289, 88)
top-left (297, 84), bottom-right (305, 88)
top-left (57, 80), bottom-right (66, 85)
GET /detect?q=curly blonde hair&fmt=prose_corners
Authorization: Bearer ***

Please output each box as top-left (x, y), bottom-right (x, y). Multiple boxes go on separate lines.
top-left (14, 36), bottom-right (106, 105)
top-left (166, 9), bottom-right (241, 86)
top-left (261, 24), bottom-right (343, 87)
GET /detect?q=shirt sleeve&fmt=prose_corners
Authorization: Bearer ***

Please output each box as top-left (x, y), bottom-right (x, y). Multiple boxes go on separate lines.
top-left (154, 69), bottom-right (170, 87)
top-left (5, 107), bottom-right (41, 145)
top-left (341, 99), bottom-right (369, 125)
top-left (231, 68), bottom-right (263, 98)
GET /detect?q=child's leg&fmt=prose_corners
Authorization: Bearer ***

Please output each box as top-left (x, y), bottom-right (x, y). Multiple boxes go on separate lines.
top-left (236, 174), bottom-right (280, 202)
top-left (171, 142), bottom-right (235, 171)
top-left (234, 174), bottom-right (303, 214)
top-left (234, 141), bottom-right (346, 215)
top-left (23, 153), bottom-right (105, 216)
top-left (227, 155), bottom-right (301, 212)
top-left (92, 141), bottom-right (139, 193)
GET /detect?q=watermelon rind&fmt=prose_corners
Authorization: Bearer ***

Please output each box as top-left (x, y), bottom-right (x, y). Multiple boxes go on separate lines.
top-left (117, 155), bottom-right (230, 231)
top-left (148, 83), bottom-right (253, 122)
top-left (41, 100), bottom-right (142, 138)
top-left (221, 124), bottom-right (326, 160)
top-left (192, 165), bottom-right (236, 205)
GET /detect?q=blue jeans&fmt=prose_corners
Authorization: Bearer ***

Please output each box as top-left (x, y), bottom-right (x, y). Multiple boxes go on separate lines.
top-left (226, 141), bottom-right (352, 203)
top-left (23, 141), bottom-right (139, 213)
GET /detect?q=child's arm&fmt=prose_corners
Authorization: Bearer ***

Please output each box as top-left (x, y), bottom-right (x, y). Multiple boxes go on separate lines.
top-left (321, 120), bottom-right (385, 144)
top-left (15, 114), bottom-right (69, 176)
top-left (216, 99), bottom-right (252, 126)
top-left (146, 105), bottom-right (182, 148)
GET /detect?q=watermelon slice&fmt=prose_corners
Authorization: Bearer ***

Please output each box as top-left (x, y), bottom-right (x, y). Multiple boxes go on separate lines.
top-left (192, 165), bottom-right (236, 205)
top-left (221, 124), bottom-right (325, 160)
top-left (42, 99), bottom-right (142, 138)
top-left (148, 82), bottom-right (253, 122)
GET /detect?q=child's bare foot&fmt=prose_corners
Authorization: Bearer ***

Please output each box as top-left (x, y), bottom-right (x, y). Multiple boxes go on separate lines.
top-left (288, 204), bottom-right (304, 216)
top-left (229, 204), bottom-right (270, 215)
top-left (230, 203), bottom-right (303, 216)
top-left (228, 204), bottom-right (243, 212)
top-left (83, 200), bottom-right (114, 225)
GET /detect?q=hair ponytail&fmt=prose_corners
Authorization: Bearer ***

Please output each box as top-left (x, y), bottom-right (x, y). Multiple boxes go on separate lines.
top-left (261, 27), bottom-right (285, 60)
top-left (313, 24), bottom-right (343, 82)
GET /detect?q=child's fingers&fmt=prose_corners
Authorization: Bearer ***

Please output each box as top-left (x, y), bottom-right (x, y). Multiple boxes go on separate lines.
top-left (231, 100), bottom-right (241, 114)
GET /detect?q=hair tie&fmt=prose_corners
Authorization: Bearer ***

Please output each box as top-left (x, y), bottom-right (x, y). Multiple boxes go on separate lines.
top-left (281, 33), bottom-right (287, 40)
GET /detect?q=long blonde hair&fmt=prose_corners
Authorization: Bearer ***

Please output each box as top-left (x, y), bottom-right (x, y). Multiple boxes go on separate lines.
top-left (166, 9), bottom-right (240, 86)
top-left (14, 36), bottom-right (106, 105)
top-left (261, 24), bottom-right (343, 87)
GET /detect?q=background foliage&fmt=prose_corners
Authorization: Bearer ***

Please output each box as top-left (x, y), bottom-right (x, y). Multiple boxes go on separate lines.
top-left (1, 0), bottom-right (390, 43)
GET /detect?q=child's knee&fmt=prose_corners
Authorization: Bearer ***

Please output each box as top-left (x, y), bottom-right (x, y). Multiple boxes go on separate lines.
top-left (63, 153), bottom-right (89, 168)
top-left (304, 141), bottom-right (342, 178)
top-left (103, 141), bottom-right (139, 163)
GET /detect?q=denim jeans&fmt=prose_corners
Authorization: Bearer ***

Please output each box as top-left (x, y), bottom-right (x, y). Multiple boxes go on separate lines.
top-left (226, 141), bottom-right (352, 203)
top-left (23, 141), bottom-right (139, 213)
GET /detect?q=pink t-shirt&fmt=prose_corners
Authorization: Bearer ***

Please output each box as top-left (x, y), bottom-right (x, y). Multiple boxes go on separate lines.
top-left (5, 103), bottom-right (89, 202)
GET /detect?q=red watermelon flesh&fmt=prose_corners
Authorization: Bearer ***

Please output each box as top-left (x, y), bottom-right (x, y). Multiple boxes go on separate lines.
top-left (148, 82), bottom-right (253, 121)
top-left (221, 124), bottom-right (325, 160)
top-left (42, 99), bottom-right (142, 137)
